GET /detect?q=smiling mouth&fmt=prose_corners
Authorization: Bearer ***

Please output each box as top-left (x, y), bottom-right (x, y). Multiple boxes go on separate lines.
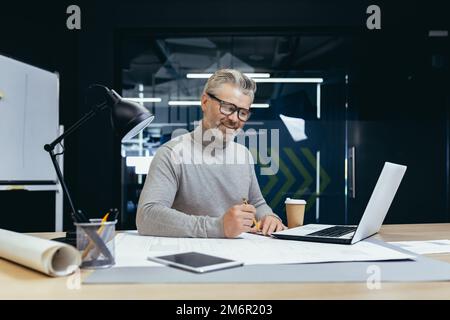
top-left (221, 124), bottom-right (237, 130)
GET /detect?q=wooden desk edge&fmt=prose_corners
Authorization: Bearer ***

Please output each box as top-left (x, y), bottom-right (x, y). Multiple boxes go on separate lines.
top-left (0, 223), bottom-right (449, 299)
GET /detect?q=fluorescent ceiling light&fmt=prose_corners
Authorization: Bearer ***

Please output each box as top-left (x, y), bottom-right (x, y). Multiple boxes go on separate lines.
top-left (251, 104), bottom-right (269, 108)
top-left (124, 97), bottom-right (162, 103)
top-left (254, 78), bottom-right (323, 83)
top-left (168, 101), bottom-right (269, 108)
top-left (187, 73), bottom-right (270, 79)
top-left (168, 101), bottom-right (201, 106)
top-left (244, 73), bottom-right (270, 78)
top-left (186, 74), bottom-right (213, 78)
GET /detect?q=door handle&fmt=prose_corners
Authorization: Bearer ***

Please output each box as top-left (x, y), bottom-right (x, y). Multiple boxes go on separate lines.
top-left (348, 146), bottom-right (356, 198)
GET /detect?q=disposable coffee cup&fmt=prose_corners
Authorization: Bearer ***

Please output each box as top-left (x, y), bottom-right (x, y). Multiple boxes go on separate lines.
top-left (285, 198), bottom-right (307, 228)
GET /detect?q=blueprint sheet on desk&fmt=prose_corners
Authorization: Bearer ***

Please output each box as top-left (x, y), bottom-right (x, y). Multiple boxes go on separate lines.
top-left (113, 231), bottom-right (413, 267)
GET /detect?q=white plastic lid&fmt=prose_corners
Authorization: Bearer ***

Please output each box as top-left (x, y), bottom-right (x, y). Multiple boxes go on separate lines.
top-left (285, 198), bottom-right (306, 205)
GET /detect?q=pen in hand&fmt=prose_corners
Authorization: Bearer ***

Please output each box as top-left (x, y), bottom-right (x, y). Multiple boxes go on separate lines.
top-left (242, 198), bottom-right (260, 232)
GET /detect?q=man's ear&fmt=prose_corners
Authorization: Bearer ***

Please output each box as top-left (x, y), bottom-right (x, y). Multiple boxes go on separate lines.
top-left (200, 94), bottom-right (208, 113)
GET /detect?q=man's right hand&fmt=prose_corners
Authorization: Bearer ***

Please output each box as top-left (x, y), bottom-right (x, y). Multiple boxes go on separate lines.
top-left (223, 204), bottom-right (256, 238)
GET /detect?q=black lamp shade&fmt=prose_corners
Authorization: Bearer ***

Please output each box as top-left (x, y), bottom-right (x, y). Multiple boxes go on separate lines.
top-left (108, 90), bottom-right (154, 141)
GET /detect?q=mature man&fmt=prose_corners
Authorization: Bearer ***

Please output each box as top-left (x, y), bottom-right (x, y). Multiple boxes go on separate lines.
top-left (136, 69), bottom-right (284, 238)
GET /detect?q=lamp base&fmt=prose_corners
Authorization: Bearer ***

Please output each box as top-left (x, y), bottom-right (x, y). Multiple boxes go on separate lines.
top-left (52, 231), bottom-right (77, 247)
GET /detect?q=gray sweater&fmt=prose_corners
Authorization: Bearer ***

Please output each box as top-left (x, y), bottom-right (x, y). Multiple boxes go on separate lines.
top-left (136, 125), bottom-right (277, 237)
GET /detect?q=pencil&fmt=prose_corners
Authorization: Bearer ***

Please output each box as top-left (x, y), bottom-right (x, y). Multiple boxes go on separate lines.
top-left (242, 198), bottom-right (260, 231)
top-left (81, 212), bottom-right (110, 259)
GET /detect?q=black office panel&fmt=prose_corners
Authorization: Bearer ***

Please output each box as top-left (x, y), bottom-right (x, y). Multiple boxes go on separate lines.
top-left (0, 191), bottom-right (55, 232)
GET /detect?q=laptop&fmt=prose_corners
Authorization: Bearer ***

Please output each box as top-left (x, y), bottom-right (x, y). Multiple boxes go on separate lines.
top-left (272, 162), bottom-right (407, 245)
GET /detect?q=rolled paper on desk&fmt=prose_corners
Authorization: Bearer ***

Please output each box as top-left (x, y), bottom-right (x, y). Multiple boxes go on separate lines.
top-left (0, 228), bottom-right (81, 277)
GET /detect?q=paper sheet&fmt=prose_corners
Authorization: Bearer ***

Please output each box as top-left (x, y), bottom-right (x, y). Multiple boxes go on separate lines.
top-left (388, 240), bottom-right (450, 255)
top-left (279, 114), bottom-right (307, 142)
top-left (114, 231), bottom-right (413, 267)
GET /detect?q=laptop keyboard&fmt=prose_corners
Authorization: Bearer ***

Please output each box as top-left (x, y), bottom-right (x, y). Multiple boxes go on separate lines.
top-left (307, 226), bottom-right (357, 238)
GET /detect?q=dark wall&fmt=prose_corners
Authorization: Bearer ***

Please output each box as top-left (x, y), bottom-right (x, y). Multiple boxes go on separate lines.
top-left (0, 0), bottom-right (448, 231)
top-left (0, 2), bottom-right (79, 231)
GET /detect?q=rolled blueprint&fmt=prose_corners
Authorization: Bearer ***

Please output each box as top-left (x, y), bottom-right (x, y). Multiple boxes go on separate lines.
top-left (0, 228), bottom-right (81, 276)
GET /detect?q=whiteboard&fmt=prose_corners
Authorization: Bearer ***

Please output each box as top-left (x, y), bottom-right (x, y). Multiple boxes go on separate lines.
top-left (0, 54), bottom-right (59, 182)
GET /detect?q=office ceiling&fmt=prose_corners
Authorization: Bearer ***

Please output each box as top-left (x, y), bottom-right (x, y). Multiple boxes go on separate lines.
top-left (121, 34), bottom-right (351, 106)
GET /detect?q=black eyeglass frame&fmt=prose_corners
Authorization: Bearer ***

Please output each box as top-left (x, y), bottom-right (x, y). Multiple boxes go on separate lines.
top-left (207, 93), bottom-right (252, 122)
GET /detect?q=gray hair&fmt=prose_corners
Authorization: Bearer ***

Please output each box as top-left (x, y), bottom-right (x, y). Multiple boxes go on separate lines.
top-left (202, 69), bottom-right (257, 101)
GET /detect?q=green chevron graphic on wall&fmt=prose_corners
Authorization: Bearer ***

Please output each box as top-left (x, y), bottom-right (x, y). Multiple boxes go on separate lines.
top-left (258, 147), bottom-right (330, 213)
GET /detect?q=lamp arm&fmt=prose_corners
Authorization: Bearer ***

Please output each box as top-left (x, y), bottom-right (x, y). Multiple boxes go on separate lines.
top-left (44, 100), bottom-right (108, 223)
top-left (47, 148), bottom-right (81, 222)
top-left (44, 101), bottom-right (107, 152)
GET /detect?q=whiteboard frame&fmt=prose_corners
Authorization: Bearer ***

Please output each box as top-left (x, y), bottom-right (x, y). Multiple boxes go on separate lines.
top-left (0, 54), bottom-right (63, 231)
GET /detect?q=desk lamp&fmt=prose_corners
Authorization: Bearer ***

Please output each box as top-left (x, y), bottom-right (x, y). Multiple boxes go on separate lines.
top-left (44, 84), bottom-right (154, 244)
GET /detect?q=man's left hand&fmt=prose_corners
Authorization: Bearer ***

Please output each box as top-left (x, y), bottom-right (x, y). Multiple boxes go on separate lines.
top-left (258, 215), bottom-right (286, 235)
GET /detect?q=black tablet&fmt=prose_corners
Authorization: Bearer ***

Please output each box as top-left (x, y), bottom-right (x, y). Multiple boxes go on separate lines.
top-left (147, 251), bottom-right (243, 273)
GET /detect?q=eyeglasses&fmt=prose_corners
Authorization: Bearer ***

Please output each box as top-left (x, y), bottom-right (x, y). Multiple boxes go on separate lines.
top-left (207, 93), bottom-right (252, 122)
